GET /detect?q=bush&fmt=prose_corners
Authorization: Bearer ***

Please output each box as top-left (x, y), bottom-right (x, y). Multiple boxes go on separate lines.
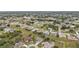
top-left (0, 39), bottom-right (6, 46)
top-left (53, 46), bottom-right (59, 48)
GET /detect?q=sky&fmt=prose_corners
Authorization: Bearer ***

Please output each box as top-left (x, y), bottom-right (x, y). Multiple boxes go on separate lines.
top-left (0, 0), bottom-right (79, 11)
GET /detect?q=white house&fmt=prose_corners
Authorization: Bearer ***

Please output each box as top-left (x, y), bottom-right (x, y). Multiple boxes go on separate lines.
top-left (43, 31), bottom-right (50, 36)
top-left (4, 27), bottom-right (15, 33)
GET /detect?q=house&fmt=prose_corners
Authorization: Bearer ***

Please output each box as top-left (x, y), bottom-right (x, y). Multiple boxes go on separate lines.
top-left (22, 25), bottom-right (34, 31)
top-left (14, 41), bottom-right (26, 48)
top-left (43, 31), bottom-right (50, 36)
top-left (35, 37), bottom-right (43, 46)
top-left (50, 32), bottom-right (57, 36)
top-left (4, 27), bottom-right (15, 33)
top-left (66, 34), bottom-right (78, 40)
top-left (0, 24), bottom-right (7, 29)
top-left (76, 32), bottom-right (79, 40)
top-left (23, 34), bottom-right (32, 43)
top-left (42, 41), bottom-right (55, 48)
top-left (48, 28), bottom-right (52, 32)
top-left (31, 28), bottom-right (39, 32)
top-left (23, 16), bottom-right (31, 20)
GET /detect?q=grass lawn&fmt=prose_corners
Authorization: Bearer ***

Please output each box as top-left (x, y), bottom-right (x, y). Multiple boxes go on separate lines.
top-left (49, 35), bottom-right (79, 48)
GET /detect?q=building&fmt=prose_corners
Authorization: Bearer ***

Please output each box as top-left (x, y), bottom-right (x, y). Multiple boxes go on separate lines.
top-left (4, 27), bottom-right (15, 33)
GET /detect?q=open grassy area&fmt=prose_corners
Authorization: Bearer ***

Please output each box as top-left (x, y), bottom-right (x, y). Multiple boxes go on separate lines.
top-left (48, 35), bottom-right (79, 48)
